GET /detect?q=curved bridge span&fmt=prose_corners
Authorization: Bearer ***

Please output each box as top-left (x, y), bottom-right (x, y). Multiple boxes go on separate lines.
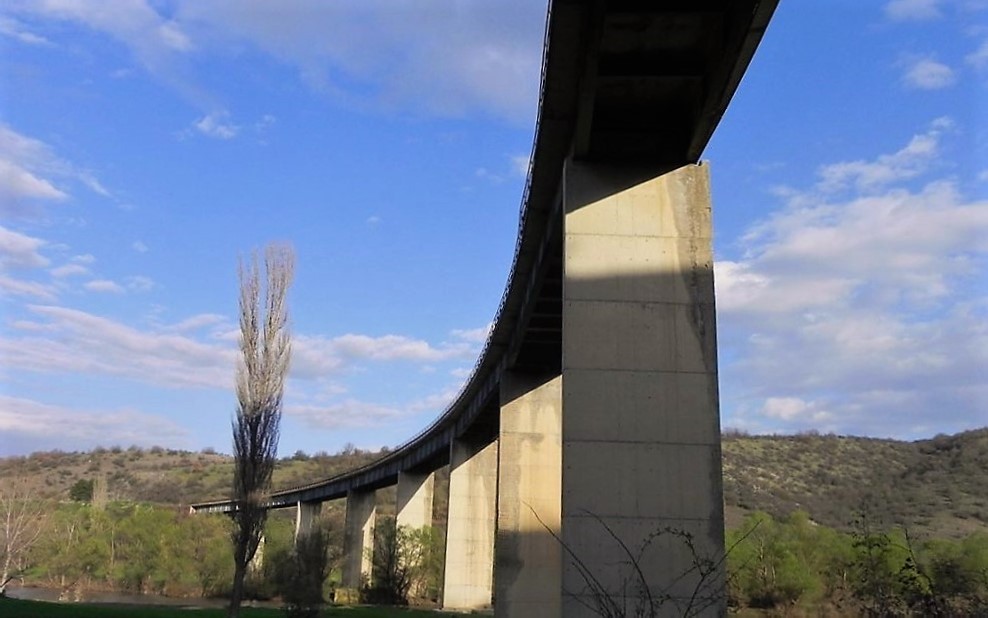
top-left (193, 1), bottom-right (779, 615)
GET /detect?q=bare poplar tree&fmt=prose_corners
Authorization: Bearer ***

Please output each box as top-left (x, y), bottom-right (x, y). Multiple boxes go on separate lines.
top-left (229, 244), bottom-right (294, 618)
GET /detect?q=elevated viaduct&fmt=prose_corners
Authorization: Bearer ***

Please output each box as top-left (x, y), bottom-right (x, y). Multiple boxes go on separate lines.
top-left (193, 1), bottom-right (780, 615)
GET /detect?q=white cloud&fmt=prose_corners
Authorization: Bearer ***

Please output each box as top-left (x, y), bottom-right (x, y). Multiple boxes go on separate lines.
top-left (902, 58), bottom-right (956, 89)
top-left (885, 0), bottom-right (943, 20)
top-left (0, 225), bottom-right (49, 269)
top-left (813, 117), bottom-right (951, 193)
top-left (84, 279), bottom-right (125, 293)
top-left (718, 121), bottom-right (988, 438)
top-left (194, 112), bottom-right (239, 139)
top-left (132, 240), bottom-right (148, 253)
top-left (72, 253), bottom-right (96, 264)
top-left (0, 395), bottom-right (189, 452)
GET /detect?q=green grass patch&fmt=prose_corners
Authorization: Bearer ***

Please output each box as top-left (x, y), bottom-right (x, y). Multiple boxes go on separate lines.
top-left (0, 598), bottom-right (452, 618)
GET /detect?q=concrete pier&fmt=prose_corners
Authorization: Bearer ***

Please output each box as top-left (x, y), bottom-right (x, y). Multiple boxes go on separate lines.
top-left (560, 161), bottom-right (725, 617)
top-left (442, 438), bottom-right (498, 611)
top-left (496, 372), bottom-right (562, 618)
top-left (294, 501), bottom-right (322, 541)
top-left (396, 470), bottom-right (435, 530)
top-left (342, 489), bottom-right (377, 589)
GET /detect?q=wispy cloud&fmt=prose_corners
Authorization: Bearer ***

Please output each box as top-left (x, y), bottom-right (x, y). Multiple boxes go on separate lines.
top-left (0, 225), bottom-right (49, 269)
top-left (1, 305), bottom-right (237, 389)
top-left (0, 124), bottom-right (109, 217)
top-left (285, 399), bottom-right (403, 430)
top-left (967, 39), bottom-right (988, 70)
top-left (0, 275), bottom-right (56, 301)
top-left (50, 263), bottom-right (89, 278)
top-left (0, 395), bottom-right (190, 452)
top-left (125, 275), bottom-right (154, 292)
top-left (902, 57), bottom-right (956, 90)
top-left (173, 0), bottom-right (545, 123)
top-left (0, 15), bottom-right (51, 45)
top-left (511, 154), bottom-right (530, 178)
top-left (6, 0), bottom-right (193, 63)
top-left (885, 0), bottom-right (943, 21)
top-left (194, 112), bottom-right (239, 139)
top-left (84, 279), bottom-right (125, 293)
top-left (812, 117), bottom-right (951, 194)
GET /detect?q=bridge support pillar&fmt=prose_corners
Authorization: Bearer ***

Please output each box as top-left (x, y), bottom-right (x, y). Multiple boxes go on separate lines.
top-left (496, 372), bottom-right (562, 618)
top-left (342, 489), bottom-right (376, 590)
top-left (560, 161), bottom-right (725, 616)
top-left (396, 470), bottom-right (435, 530)
top-left (442, 437), bottom-right (497, 611)
top-left (294, 501), bottom-right (322, 542)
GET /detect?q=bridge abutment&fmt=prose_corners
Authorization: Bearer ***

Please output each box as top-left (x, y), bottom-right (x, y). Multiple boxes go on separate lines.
top-left (559, 161), bottom-right (725, 617)
top-left (442, 437), bottom-right (497, 611)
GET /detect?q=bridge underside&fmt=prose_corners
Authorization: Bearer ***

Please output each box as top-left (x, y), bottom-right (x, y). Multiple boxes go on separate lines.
top-left (191, 1), bottom-right (779, 616)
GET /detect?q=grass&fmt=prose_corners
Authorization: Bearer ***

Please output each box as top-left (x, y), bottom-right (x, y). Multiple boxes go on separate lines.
top-left (0, 598), bottom-right (454, 618)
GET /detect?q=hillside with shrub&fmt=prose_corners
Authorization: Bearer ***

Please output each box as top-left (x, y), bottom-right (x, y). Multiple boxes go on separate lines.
top-left (722, 427), bottom-right (988, 538)
top-left (2, 427), bottom-right (985, 538)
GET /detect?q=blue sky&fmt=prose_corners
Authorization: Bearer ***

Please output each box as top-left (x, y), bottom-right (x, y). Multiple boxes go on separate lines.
top-left (0, 0), bottom-right (985, 458)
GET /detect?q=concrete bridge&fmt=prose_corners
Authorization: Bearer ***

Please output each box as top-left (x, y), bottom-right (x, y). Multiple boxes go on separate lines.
top-left (192, 1), bottom-right (780, 615)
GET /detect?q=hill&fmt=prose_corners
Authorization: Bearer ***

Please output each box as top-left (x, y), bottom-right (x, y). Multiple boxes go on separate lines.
top-left (2, 428), bottom-right (985, 538)
top-left (722, 427), bottom-right (988, 538)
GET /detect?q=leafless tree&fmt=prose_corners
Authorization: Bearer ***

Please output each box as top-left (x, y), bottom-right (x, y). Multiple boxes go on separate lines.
top-left (0, 478), bottom-right (48, 596)
top-left (229, 244), bottom-right (294, 618)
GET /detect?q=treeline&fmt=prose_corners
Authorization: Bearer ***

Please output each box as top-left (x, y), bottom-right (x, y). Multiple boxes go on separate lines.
top-left (728, 511), bottom-right (988, 615)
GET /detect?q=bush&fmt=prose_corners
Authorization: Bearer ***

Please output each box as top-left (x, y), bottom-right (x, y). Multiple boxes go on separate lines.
top-left (272, 527), bottom-right (333, 618)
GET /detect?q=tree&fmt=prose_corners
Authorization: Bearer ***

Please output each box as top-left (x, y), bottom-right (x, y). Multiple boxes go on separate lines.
top-left (0, 478), bottom-right (48, 596)
top-left (229, 244), bottom-right (294, 618)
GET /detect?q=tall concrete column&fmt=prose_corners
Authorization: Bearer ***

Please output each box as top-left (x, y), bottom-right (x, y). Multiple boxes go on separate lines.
top-left (496, 372), bottom-right (562, 618)
top-left (396, 470), bottom-right (435, 530)
top-left (342, 489), bottom-right (376, 589)
top-left (294, 501), bottom-right (322, 542)
top-left (442, 438), bottom-right (498, 611)
top-left (561, 161), bottom-right (725, 616)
